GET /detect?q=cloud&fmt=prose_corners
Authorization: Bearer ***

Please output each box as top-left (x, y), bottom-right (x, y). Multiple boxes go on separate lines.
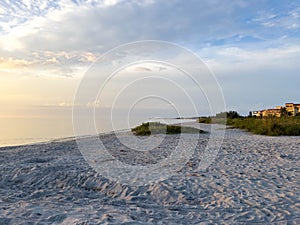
top-left (0, 0), bottom-right (299, 74)
top-left (2, 1), bottom-right (300, 50)
top-left (0, 0), bottom-right (299, 115)
top-left (197, 44), bottom-right (300, 115)
top-left (0, 49), bottom-right (98, 77)
top-left (0, 0), bottom-right (60, 33)
top-left (0, 0), bottom-right (289, 52)
top-left (201, 44), bottom-right (300, 73)
top-left (133, 66), bottom-right (152, 72)
top-left (124, 63), bottom-right (169, 72)
top-left (102, 0), bottom-right (120, 6)
top-left (0, 57), bottom-right (33, 69)
top-left (252, 7), bottom-right (300, 30)
top-left (40, 102), bottom-right (75, 108)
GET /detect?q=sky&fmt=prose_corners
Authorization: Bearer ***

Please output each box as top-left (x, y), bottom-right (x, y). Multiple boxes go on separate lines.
top-left (0, 0), bottom-right (300, 143)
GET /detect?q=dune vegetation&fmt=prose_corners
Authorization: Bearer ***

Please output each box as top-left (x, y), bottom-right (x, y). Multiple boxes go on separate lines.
top-left (227, 117), bottom-right (300, 136)
top-left (198, 111), bottom-right (300, 136)
top-left (131, 122), bottom-right (205, 136)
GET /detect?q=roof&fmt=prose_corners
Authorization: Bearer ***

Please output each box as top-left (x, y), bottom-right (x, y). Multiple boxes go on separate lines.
top-left (252, 103), bottom-right (300, 113)
top-left (265, 109), bottom-right (280, 111)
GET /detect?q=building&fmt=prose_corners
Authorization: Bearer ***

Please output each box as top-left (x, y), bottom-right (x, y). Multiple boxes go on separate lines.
top-left (252, 103), bottom-right (300, 117)
top-left (252, 110), bottom-right (263, 117)
top-left (285, 103), bottom-right (300, 116)
top-left (262, 109), bottom-right (281, 117)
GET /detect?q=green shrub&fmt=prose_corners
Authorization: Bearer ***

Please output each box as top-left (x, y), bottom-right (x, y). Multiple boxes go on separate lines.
top-left (131, 122), bottom-right (205, 136)
top-left (198, 117), bottom-right (212, 124)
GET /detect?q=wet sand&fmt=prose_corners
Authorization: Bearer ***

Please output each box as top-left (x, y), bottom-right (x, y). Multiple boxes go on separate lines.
top-left (0, 123), bottom-right (299, 224)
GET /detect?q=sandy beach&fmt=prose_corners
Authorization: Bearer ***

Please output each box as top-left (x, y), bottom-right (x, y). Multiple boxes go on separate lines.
top-left (0, 123), bottom-right (299, 224)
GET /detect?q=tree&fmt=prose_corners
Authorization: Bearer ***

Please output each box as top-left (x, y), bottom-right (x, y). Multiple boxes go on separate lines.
top-left (227, 111), bottom-right (240, 119)
top-left (280, 107), bottom-right (289, 117)
top-left (248, 111), bottom-right (253, 117)
top-left (215, 111), bottom-right (240, 119)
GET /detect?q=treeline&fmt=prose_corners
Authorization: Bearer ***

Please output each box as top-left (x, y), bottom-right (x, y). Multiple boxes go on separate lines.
top-left (198, 110), bottom-right (241, 124)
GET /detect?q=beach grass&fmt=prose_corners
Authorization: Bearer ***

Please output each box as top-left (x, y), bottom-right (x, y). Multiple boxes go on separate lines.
top-left (227, 116), bottom-right (300, 136)
top-left (131, 122), bottom-right (205, 136)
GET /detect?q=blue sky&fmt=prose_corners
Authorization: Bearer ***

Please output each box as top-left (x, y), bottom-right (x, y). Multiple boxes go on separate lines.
top-left (1, 0), bottom-right (299, 49)
top-left (0, 0), bottom-right (299, 120)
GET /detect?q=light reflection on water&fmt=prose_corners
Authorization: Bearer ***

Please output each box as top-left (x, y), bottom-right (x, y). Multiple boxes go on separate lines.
top-left (0, 117), bottom-right (197, 147)
top-left (0, 118), bottom-right (74, 147)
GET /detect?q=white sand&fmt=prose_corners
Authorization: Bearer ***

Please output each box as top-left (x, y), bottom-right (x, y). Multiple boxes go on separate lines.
top-left (0, 123), bottom-right (299, 224)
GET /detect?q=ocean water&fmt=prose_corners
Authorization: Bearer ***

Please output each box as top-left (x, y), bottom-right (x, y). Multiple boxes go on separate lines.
top-left (0, 117), bottom-right (197, 147)
top-left (0, 118), bottom-right (74, 147)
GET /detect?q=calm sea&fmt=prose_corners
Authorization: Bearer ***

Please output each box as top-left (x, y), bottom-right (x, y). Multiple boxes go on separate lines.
top-left (0, 117), bottom-right (196, 147)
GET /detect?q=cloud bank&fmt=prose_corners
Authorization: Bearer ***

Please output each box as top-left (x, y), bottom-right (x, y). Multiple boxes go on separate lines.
top-left (0, 0), bottom-right (299, 114)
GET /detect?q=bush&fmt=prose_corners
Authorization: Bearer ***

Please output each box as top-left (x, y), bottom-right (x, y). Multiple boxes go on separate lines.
top-left (131, 122), bottom-right (205, 136)
top-left (198, 117), bottom-right (212, 123)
